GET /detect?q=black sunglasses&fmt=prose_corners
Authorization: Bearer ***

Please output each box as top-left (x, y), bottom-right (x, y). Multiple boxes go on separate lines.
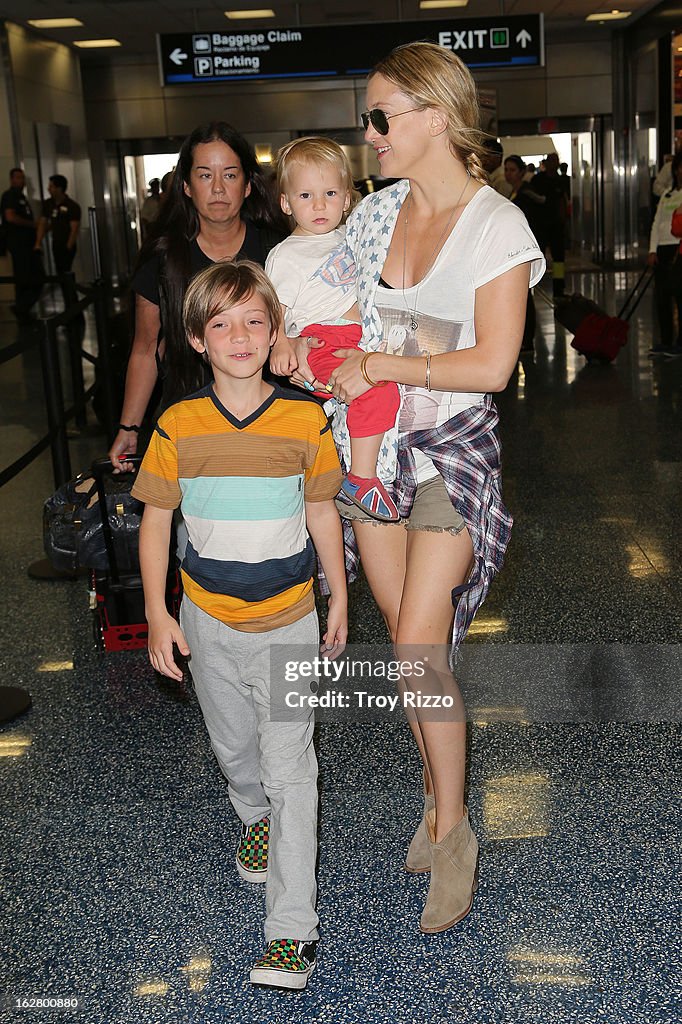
top-left (361, 107), bottom-right (422, 136)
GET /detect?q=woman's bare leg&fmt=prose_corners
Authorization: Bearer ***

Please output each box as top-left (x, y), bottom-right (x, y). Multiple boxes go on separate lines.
top-left (351, 521), bottom-right (431, 777)
top-left (351, 520), bottom-right (474, 829)
top-left (396, 528), bottom-right (474, 842)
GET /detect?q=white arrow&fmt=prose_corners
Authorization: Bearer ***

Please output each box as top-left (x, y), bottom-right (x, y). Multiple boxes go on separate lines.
top-left (170, 47), bottom-right (188, 65)
top-left (516, 30), bottom-right (532, 48)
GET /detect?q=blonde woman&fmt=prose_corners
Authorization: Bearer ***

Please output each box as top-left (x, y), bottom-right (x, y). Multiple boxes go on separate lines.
top-left (272, 42), bottom-right (545, 932)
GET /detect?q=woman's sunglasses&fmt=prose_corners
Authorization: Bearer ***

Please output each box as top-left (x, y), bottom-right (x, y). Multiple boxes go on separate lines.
top-left (361, 107), bottom-right (422, 136)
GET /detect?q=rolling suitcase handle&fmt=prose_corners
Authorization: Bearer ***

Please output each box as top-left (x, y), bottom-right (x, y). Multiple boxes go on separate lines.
top-left (615, 267), bottom-right (655, 322)
top-left (91, 455), bottom-right (143, 588)
top-left (537, 268), bottom-right (654, 326)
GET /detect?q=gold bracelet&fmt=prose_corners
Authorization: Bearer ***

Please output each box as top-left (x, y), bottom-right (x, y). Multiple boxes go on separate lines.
top-left (360, 352), bottom-right (387, 387)
top-left (425, 352), bottom-right (432, 392)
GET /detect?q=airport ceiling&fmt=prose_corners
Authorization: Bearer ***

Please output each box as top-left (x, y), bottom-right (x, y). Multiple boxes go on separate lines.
top-left (0, 0), bottom-right (664, 63)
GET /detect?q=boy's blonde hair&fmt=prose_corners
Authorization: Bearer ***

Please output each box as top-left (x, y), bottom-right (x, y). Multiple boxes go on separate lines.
top-left (183, 259), bottom-right (282, 342)
top-left (275, 136), bottom-right (357, 206)
top-left (369, 42), bottom-right (488, 184)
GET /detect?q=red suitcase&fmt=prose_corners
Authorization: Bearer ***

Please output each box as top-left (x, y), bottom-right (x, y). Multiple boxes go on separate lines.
top-left (553, 267), bottom-right (654, 363)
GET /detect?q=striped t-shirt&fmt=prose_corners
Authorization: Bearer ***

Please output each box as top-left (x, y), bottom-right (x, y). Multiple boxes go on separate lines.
top-left (132, 383), bottom-right (342, 632)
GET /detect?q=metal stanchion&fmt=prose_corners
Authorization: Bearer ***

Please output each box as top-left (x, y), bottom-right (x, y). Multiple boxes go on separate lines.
top-left (92, 279), bottom-right (117, 442)
top-left (88, 207), bottom-right (102, 280)
top-left (3, 257), bottom-right (121, 580)
top-left (39, 318), bottom-right (72, 487)
top-left (27, 319), bottom-right (79, 580)
top-left (62, 274), bottom-right (88, 430)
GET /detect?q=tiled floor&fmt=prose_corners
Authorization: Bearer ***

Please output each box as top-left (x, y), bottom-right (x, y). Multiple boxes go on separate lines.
top-left (0, 270), bottom-right (680, 1023)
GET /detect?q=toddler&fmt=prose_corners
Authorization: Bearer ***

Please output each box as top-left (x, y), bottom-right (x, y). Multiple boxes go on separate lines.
top-left (266, 136), bottom-right (400, 521)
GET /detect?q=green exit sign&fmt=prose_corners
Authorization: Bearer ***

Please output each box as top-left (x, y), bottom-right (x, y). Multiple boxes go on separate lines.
top-left (491, 28), bottom-right (509, 48)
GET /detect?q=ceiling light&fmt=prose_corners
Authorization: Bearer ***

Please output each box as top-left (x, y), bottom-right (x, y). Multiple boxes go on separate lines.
top-left (585, 10), bottom-right (632, 20)
top-left (255, 144), bottom-right (273, 164)
top-left (224, 9), bottom-right (275, 18)
top-left (28, 18), bottom-right (84, 28)
top-left (420, 0), bottom-right (469, 7)
top-left (73, 39), bottom-right (121, 48)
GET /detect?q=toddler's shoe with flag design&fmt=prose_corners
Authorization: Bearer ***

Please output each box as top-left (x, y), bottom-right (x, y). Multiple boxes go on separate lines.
top-left (340, 473), bottom-right (399, 522)
top-left (235, 815), bottom-right (269, 883)
top-left (250, 938), bottom-right (317, 990)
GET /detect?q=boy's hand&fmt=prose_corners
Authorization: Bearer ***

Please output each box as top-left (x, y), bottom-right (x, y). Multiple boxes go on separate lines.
top-left (270, 335), bottom-right (299, 376)
top-left (320, 594), bottom-right (347, 660)
top-left (285, 335), bottom-right (326, 392)
top-left (148, 612), bottom-right (190, 681)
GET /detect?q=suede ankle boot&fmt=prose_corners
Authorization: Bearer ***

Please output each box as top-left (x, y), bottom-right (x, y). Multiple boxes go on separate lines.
top-left (420, 808), bottom-right (479, 933)
top-left (404, 779), bottom-right (435, 874)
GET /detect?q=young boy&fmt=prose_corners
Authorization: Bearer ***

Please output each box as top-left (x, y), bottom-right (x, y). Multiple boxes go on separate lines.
top-left (267, 136), bottom-right (400, 521)
top-left (132, 260), bottom-right (347, 991)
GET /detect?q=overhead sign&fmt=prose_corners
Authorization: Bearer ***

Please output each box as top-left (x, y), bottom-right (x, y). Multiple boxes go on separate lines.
top-left (158, 15), bottom-right (544, 86)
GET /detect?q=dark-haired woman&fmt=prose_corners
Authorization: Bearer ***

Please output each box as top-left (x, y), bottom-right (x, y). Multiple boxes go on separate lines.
top-left (109, 122), bottom-right (285, 469)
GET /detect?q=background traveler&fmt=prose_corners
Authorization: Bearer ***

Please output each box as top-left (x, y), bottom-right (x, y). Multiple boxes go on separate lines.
top-left (504, 154), bottom-right (546, 351)
top-left (0, 168), bottom-right (43, 324)
top-left (647, 151), bottom-right (682, 358)
top-left (35, 174), bottom-right (81, 274)
top-left (139, 178), bottom-right (161, 240)
top-left (481, 137), bottom-right (512, 198)
top-left (532, 153), bottom-right (568, 296)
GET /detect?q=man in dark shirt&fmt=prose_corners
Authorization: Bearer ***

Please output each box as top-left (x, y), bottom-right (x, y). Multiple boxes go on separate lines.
top-left (0, 167), bottom-right (44, 322)
top-left (532, 153), bottom-right (569, 296)
top-left (35, 174), bottom-right (81, 274)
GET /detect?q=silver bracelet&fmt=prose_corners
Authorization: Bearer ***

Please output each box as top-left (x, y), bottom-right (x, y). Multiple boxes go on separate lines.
top-left (425, 352), bottom-right (432, 392)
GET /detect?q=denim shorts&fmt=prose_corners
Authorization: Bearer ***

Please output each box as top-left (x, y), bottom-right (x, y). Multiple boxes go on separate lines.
top-left (336, 472), bottom-right (466, 534)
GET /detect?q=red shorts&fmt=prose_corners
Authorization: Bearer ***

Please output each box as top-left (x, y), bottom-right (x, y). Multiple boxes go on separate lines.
top-left (302, 323), bottom-right (400, 439)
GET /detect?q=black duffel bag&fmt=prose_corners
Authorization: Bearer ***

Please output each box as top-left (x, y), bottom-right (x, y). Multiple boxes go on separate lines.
top-left (43, 460), bottom-right (143, 573)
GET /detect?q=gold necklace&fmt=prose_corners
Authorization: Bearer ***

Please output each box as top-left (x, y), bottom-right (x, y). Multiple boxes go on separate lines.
top-left (402, 174), bottom-right (470, 332)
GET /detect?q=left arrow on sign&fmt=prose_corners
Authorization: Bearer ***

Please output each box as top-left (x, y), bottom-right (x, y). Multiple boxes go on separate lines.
top-left (170, 47), bottom-right (188, 65)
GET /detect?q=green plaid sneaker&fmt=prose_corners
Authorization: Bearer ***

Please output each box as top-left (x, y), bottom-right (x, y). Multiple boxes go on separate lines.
top-left (235, 815), bottom-right (269, 883)
top-left (249, 938), bottom-right (317, 990)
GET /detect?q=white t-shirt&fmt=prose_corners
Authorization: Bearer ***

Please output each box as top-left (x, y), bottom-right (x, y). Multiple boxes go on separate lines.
top-left (265, 228), bottom-right (356, 336)
top-left (648, 187), bottom-right (682, 250)
top-left (376, 186), bottom-right (544, 481)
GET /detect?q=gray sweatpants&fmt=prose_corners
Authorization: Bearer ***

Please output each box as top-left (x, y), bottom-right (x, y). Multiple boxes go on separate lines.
top-left (180, 597), bottom-right (319, 942)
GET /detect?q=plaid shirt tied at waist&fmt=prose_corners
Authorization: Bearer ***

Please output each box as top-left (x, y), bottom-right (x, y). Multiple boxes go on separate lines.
top-left (327, 394), bottom-right (513, 654)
